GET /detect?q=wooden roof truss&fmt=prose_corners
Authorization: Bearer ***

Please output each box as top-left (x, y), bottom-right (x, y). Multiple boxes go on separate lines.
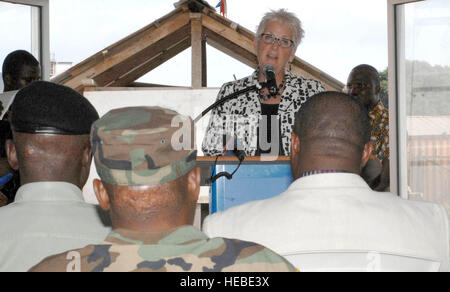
top-left (53, 0), bottom-right (343, 92)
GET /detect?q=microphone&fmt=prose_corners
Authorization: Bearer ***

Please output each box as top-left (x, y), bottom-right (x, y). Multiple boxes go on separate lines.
top-left (263, 64), bottom-right (278, 97)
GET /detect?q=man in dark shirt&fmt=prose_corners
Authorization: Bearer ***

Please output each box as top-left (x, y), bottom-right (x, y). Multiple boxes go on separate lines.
top-left (345, 64), bottom-right (389, 191)
top-left (0, 50), bottom-right (41, 203)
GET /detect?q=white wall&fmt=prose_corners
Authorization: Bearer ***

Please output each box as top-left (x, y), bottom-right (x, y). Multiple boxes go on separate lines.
top-left (82, 87), bottom-right (219, 204)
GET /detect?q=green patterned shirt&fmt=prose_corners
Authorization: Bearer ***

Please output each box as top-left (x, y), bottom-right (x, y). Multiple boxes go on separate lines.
top-left (30, 226), bottom-right (296, 272)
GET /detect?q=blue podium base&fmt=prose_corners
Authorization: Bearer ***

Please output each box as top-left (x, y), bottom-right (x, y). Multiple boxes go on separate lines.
top-left (210, 164), bottom-right (293, 214)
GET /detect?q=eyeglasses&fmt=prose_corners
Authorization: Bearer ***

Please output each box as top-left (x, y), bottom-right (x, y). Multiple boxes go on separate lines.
top-left (260, 33), bottom-right (294, 48)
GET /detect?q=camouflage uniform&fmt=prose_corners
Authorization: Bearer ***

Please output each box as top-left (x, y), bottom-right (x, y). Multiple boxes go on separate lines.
top-left (30, 226), bottom-right (296, 272)
top-left (30, 106), bottom-right (296, 272)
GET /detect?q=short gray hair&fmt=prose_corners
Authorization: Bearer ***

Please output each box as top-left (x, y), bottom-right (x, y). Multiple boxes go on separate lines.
top-left (256, 9), bottom-right (304, 49)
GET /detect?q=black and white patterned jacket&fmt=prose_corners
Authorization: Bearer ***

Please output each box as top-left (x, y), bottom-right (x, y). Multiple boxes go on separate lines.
top-left (202, 70), bottom-right (325, 156)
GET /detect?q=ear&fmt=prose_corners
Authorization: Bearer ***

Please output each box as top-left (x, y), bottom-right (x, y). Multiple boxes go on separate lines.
top-left (93, 179), bottom-right (110, 211)
top-left (375, 85), bottom-right (381, 95)
top-left (81, 143), bottom-right (92, 168)
top-left (289, 48), bottom-right (297, 63)
top-left (3, 74), bottom-right (13, 87)
top-left (187, 167), bottom-right (201, 203)
top-left (290, 132), bottom-right (301, 178)
top-left (79, 143), bottom-right (93, 188)
top-left (291, 132), bottom-right (300, 159)
top-left (361, 141), bottom-right (374, 169)
top-left (5, 140), bottom-right (19, 171)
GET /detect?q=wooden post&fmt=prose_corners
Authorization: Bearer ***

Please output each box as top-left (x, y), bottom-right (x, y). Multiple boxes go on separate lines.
top-left (191, 13), bottom-right (207, 88)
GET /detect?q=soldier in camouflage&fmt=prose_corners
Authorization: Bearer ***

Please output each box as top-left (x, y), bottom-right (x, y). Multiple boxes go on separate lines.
top-left (30, 106), bottom-right (296, 272)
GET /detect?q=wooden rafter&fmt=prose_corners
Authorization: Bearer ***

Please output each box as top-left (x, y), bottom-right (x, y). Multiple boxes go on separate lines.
top-left (53, 0), bottom-right (344, 93)
top-left (94, 24), bottom-right (191, 87)
top-left (204, 27), bottom-right (257, 69)
top-left (108, 37), bottom-right (191, 87)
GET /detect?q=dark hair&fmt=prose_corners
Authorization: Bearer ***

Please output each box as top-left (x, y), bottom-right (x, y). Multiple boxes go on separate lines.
top-left (294, 91), bottom-right (371, 153)
top-left (2, 50), bottom-right (39, 78)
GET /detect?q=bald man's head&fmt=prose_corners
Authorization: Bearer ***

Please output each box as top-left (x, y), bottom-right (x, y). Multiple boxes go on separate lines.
top-left (291, 92), bottom-right (372, 177)
top-left (93, 167), bottom-right (201, 231)
top-left (6, 133), bottom-right (93, 189)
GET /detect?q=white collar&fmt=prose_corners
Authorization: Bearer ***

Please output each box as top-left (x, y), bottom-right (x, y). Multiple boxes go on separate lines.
top-left (14, 182), bottom-right (84, 203)
top-left (288, 173), bottom-right (370, 191)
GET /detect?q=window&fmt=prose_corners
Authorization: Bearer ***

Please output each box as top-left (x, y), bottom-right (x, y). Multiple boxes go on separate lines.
top-left (0, 0), bottom-right (49, 91)
top-left (391, 0), bottom-right (450, 214)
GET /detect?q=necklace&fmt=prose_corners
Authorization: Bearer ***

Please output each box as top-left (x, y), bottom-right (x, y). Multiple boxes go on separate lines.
top-left (259, 78), bottom-right (286, 101)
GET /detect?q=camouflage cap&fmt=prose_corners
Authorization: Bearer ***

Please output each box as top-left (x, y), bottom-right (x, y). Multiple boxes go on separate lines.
top-left (91, 107), bottom-right (197, 186)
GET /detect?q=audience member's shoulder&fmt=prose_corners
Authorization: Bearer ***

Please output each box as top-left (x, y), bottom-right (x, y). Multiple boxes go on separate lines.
top-left (207, 237), bottom-right (296, 272)
top-left (402, 196), bottom-right (448, 215)
top-left (0, 193), bottom-right (7, 207)
top-left (378, 191), bottom-right (449, 221)
top-left (29, 252), bottom-right (69, 272)
top-left (0, 201), bottom-right (20, 216)
top-left (29, 245), bottom-right (96, 272)
top-left (203, 198), bottom-right (269, 231)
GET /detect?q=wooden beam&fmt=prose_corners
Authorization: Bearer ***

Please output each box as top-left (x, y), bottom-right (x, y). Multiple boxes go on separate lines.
top-left (58, 11), bottom-right (191, 91)
top-left (191, 13), bottom-right (206, 88)
top-left (206, 11), bottom-right (256, 41)
top-left (59, 2), bottom-right (343, 93)
top-left (291, 59), bottom-right (344, 91)
top-left (202, 14), bottom-right (255, 54)
top-left (106, 37), bottom-right (191, 87)
top-left (53, 7), bottom-right (186, 84)
top-left (93, 24), bottom-right (190, 87)
top-left (204, 27), bottom-right (257, 69)
top-left (202, 13), bottom-right (343, 91)
top-left (201, 35), bottom-right (207, 87)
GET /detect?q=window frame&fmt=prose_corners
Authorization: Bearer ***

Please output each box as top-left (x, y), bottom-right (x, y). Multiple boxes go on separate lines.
top-left (387, 0), bottom-right (425, 199)
top-left (0, 0), bottom-right (50, 80)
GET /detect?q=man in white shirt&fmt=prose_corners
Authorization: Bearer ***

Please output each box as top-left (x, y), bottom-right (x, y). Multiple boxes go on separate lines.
top-left (0, 81), bottom-right (111, 272)
top-left (203, 91), bottom-right (449, 272)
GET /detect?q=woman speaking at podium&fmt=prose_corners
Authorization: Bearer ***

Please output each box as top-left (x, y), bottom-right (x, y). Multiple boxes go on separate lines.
top-left (202, 9), bottom-right (324, 157)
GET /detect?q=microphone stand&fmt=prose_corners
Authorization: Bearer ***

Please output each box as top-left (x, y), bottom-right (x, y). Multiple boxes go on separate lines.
top-left (194, 85), bottom-right (259, 124)
top-left (196, 85), bottom-right (260, 182)
top-left (196, 81), bottom-right (273, 183)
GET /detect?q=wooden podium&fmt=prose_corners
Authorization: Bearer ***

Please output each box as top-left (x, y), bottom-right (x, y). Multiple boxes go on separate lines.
top-left (196, 156), bottom-right (293, 214)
